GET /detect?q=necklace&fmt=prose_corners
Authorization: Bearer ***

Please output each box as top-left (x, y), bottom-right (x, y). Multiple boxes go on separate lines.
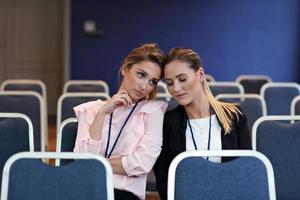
top-left (186, 106), bottom-right (212, 157)
top-left (104, 101), bottom-right (140, 158)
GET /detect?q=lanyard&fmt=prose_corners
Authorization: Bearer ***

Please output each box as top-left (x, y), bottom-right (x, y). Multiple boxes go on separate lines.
top-left (186, 106), bottom-right (212, 159)
top-left (104, 101), bottom-right (140, 158)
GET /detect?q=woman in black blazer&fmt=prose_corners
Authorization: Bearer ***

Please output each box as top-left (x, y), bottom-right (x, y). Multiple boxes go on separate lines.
top-left (153, 47), bottom-right (252, 200)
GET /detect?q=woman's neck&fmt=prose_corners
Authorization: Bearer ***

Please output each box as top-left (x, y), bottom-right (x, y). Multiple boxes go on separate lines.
top-left (184, 96), bottom-right (211, 119)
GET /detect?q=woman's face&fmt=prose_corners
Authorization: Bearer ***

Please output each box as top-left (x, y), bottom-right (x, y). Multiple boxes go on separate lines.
top-left (164, 60), bottom-right (204, 106)
top-left (122, 61), bottom-right (161, 102)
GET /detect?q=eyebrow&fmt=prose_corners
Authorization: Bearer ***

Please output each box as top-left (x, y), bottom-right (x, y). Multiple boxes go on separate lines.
top-left (137, 68), bottom-right (159, 81)
top-left (165, 73), bottom-right (186, 81)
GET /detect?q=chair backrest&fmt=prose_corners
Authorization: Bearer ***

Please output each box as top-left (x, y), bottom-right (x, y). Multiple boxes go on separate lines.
top-left (156, 93), bottom-right (172, 102)
top-left (0, 91), bottom-right (46, 152)
top-left (236, 75), bottom-right (272, 94)
top-left (206, 74), bottom-right (215, 82)
top-left (63, 80), bottom-right (110, 95)
top-left (261, 82), bottom-right (300, 115)
top-left (55, 118), bottom-right (78, 166)
top-left (208, 82), bottom-right (244, 96)
top-left (1, 152), bottom-right (114, 200)
top-left (57, 92), bottom-right (110, 131)
top-left (165, 97), bottom-right (179, 111)
top-left (0, 79), bottom-right (47, 100)
top-left (157, 81), bottom-right (169, 94)
top-left (252, 115), bottom-right (300, 200)
top-left (168, 150), bottom-right (276, 200)
top-left (291, 95), bottom-right (300, 115)
top-left (216, 94), bottom-right (267, 130)
top-left (0, 113), bottom-right (34, 190)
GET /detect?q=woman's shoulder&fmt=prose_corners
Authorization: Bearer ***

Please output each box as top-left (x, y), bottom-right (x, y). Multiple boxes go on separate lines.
top-left (73, 99), bottom-right (105, 113)
top-left (137, 100), bottom-right (168, 114)
top-left (164, 105), bottom-right (184, 120)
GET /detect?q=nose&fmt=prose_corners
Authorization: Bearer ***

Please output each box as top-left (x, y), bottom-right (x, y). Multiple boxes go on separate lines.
top-left (173, 81), bottom-right (181, 93)
top-left (139, 79), bottom-right (147, 90)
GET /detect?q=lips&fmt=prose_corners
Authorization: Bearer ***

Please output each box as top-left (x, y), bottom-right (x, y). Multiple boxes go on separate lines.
top-left (134, 89), bottom-right (145, 97)
top-left (175, 93), bottom-right (187, 99)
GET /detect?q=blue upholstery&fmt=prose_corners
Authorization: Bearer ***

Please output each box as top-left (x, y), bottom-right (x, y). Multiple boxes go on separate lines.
top-left (157, 85), bottom-right (167, 93)
top-left (60, 121), bottom-right (78, 153)
top-left (173, 155), bottom-right (270, 200)
top-left (166, 98), bottom-right (179, 111)
top-left (209, 85), bottom-right (242, 96)
top-left (239, 99), bottom-right (264, 130)
top-left (67, 84), bottom-right (106, 93)
top-left (0, 95), bottom-right (41, 151)
top-left (6, 157), bottom-right (109, 200)
top-left (255, 120), bottom-right (300, 200)
top-left (59, 120), bottom-right (78, 165)
top-left (0, 117), bottom-right (30, 189)
top-left (239, 79), bottom-right (269, 94)
top-left (3, 84), bottom-right (43, 96)
top-left (263, 86), bottom-right (299, 115)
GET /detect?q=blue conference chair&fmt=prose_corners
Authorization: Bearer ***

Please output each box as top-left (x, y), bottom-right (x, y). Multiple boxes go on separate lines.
top-left (291, 95), bottom-right (300, 115)
top-left (216, 94), bottom-right (267, 130)
top-left (55, 118), bottom-right (78, 166)
top-left (236, 75), bottom-right (272, 94)
top-left (63, 80), bottom-right (110, 95)
top-left (0, 91), bottom-right (46, 151)
top-left (0, 79), bottom-right (47, 100)
top-left (0, 113), bottom-right (34, 189)
top-left (168, 150), bottom-right (276, 200)
top-left (208, 82), bottom-right (244, 97)
top-left (206, 74), bottom-right (215, 82)
top-left (157, 81), bottom-right (169, 94)
top-left (261, 82), bottom-right (300, 115)
top-left (56, 92), bottom-right (110, 132)
top-left (1, 152), bottom-right (114, 200)
top-left (55, 118), bottom-right (160, 195)
top-left (253, 115), bottom-right (300, 200)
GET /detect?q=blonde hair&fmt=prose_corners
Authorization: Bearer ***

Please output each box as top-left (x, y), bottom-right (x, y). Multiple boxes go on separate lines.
top-left (119, 43), bottom-right (165, 100)
top-left (165, 48), bottom-right (242, 134)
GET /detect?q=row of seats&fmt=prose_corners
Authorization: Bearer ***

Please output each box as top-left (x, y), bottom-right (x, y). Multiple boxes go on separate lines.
top-left (0, 79), bottom-right (300, 149)
top-left (0, 74), bottom-right (276, 98)
top-left (161, 74), bottom-right (272, 94)
top-left (0, 78), bottom-right (300, 199)
top-left (0, 150), bottom-right (274, 200)
top-left (1, 113), bottom-right (300, 199)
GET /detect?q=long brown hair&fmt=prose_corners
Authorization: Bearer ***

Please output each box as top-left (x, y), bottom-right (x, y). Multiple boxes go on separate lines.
top-left (119, 43), bottom-right (165, 100)
top-left (165, 48), bottom-right (241, 134)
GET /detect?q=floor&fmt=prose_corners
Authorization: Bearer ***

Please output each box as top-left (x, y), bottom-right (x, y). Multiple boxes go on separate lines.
top-left (47, 116), bottom-right (160, 200)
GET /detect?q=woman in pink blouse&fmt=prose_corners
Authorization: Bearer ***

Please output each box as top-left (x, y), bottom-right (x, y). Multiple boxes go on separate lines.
top-left (73, 43), bottom-right (167, 200)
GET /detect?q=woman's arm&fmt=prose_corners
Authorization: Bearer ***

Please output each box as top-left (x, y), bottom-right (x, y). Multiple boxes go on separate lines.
top-left (153, 115), bottom-right (172, 200)
top-left (89, 90), bottom-right (133, 140)
top-left (73, 90), bottom-right (132, 153)
top-left (89, 109), bottom-right (107, 140)
top-left (108, 157), bottom-right (127, 175)
top-left (120, 102), bottom-right (167, 177)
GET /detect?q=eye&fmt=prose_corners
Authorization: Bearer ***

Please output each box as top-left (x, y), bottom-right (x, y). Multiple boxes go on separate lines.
top-left (149, 80), bottom-right (158, 87)
top-left (179, 77), bottom-right (186, 82)
top-left (165, 81), bottom-right (173, 86)
top-left (137, 72), bottom-right (146, 79)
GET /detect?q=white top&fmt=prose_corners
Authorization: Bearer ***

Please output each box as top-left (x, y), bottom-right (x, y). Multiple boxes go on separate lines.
top-left (185, 114), bottom-right (222, 163)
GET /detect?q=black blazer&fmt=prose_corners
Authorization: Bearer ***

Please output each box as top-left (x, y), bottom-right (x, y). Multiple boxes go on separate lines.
top-left (153, 105), bottom-right (252, 200)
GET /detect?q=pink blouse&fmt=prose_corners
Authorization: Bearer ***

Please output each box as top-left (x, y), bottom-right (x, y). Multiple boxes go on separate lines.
top-left (73, 99), bottom-right (167, 200)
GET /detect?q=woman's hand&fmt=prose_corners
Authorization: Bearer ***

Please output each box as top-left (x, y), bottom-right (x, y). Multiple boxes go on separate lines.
top-left (100, 90), bottom-right (133, 114)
